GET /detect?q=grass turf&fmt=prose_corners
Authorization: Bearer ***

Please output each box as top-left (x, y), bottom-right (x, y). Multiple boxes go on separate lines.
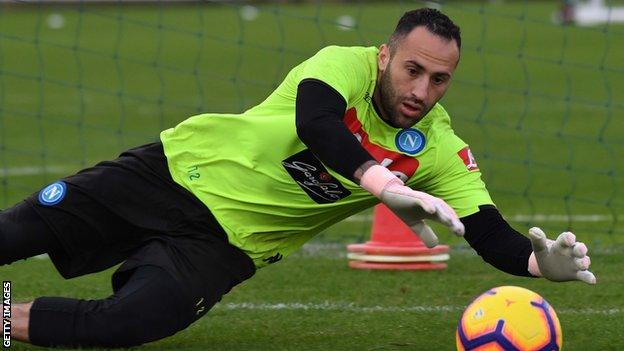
top-left (2, 245), bottom-right (623, 350)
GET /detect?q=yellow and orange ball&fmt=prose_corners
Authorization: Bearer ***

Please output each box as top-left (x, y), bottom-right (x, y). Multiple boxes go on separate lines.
top-left (456, 286), bottom-right (562, 351)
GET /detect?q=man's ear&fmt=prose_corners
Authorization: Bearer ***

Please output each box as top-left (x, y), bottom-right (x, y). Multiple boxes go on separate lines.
top-left (378, 44), bottom-right (390, 71)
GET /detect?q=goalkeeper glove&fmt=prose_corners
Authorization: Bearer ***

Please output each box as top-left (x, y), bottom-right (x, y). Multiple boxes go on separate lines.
top-left (360, 165), bottom-right (465, 248)
top-left (527, 227), bottom-right (596, 284)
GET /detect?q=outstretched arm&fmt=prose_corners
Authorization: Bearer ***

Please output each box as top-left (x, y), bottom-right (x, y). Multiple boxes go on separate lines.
top-left (461, 205), bottom-right (596, 284)
top-left (461, 205), bottom-right (534, 277)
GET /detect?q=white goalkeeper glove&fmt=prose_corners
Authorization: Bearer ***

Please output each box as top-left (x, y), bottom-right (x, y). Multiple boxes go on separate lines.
top-left (527, 227), bottom-right (596, 284)
top-left (360, 165), bottom-right (465, 248)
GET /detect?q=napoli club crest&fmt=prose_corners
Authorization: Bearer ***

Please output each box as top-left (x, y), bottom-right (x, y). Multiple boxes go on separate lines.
top-left (38, 181), bottom-right (67, 206)
top-left (395, 129), bottom-right (426, 155)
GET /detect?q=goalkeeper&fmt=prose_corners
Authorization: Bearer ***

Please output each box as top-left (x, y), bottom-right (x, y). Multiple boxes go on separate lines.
top-left (0, 8), bottom-right (594, 348)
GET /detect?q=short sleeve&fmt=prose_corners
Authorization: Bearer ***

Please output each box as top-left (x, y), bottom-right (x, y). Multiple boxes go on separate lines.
top-left (422, 135), bottom-right (494, 218)
top-left (298, 46), bottom-right (372, 104)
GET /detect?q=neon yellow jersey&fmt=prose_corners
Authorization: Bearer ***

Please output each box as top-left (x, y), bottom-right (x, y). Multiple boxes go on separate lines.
top-left (160, 46), bottom-right (493, 268)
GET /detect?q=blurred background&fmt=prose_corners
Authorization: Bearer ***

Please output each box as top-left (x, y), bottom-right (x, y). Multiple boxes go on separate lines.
top-left (0, 0), bottom-right (622, 249)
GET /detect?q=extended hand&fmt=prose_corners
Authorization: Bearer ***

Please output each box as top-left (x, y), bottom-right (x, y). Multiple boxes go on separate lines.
top-left (380, 182), bottom-right (465, 248)
top-left (360, 165), bottom-right (464, 248)
top-left (528, 227), bottom-right (596, 284)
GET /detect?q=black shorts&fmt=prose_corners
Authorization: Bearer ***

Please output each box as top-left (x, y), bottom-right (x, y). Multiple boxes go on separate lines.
top-left (24, 142), bottom-right (255, 290)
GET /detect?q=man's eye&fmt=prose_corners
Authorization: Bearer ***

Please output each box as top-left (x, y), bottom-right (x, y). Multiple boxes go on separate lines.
top-left (433, 76), bottom-right (446, 85)
top-left (407, 68), bottom-right (418, 75)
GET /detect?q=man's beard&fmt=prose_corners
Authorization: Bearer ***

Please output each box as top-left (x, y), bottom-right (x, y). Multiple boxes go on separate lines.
top-left (378, 68), bottom-right (401, 128)
top-left (377, 65), bottom-right (431, 129)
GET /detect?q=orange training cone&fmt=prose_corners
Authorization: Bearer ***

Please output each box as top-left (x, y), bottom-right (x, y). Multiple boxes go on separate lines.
top-left (347, 204), bottom-right (450, 270)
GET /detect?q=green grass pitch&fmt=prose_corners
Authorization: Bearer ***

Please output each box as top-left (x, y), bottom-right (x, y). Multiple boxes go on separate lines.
top-left (2, 246), bottom-right (623, 350)
top-left (0, 1), bottom-right (623, 350)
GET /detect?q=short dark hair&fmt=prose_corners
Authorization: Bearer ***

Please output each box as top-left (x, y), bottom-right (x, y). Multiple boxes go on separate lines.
top-left (389, 8), bottom-right (461, 54)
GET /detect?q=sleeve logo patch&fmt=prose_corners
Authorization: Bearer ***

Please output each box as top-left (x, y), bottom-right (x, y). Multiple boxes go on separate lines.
top-left (38, 181), bottom-right (67, 206)
top-left (458, 147), bottom-right (479, 171)
top-left (282, 149), bottom-right (351, 204)
top-left (395, 129), bottom-right (426, 155)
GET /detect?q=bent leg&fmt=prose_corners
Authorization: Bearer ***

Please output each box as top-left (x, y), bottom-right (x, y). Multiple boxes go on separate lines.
top-left (24, 235), bottom-right (255, 348)
top-left (0, 201), bottom-right (62, 266)
top-left (28, 265), bottom-right (193, 348)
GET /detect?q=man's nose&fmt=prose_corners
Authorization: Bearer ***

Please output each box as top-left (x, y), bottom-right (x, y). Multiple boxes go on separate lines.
top-left (411, 75), bottom-right (429, 101)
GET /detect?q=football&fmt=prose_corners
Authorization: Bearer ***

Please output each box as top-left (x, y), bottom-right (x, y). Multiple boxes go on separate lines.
top-left (456, 286), bottom-right (562, 351)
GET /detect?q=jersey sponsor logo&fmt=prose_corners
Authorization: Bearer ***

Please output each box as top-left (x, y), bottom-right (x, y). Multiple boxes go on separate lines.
top-left (282, 149), bottom-right (351, 204)
top-left (38, 181), bottom-right (67, 206)
top-left (395, 129), bottom-right (426, 155)
top-left (343, 108), bottom-right (419, 182)
top-left (458, 146), bottom-right (479, 171)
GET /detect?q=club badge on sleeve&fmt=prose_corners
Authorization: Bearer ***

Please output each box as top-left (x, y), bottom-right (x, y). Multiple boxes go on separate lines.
top-left (38, 181), bottom-right (67, 206)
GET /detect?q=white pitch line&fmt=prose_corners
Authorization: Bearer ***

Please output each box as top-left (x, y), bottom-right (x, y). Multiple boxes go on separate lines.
top-left (218, 302), bottom-right (458, 313)
top-left (2, 165), bottom-right (74, 177)
top-left (510, 214), bottom-right (614, 222)
top-left (344, 214), bottom-right (616, 223)
top-left (217, 302), bottom-right (620, 315)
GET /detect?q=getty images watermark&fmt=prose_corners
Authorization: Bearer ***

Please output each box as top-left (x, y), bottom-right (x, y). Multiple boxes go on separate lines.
top-left (2, 281), bottom-right (10, 348)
